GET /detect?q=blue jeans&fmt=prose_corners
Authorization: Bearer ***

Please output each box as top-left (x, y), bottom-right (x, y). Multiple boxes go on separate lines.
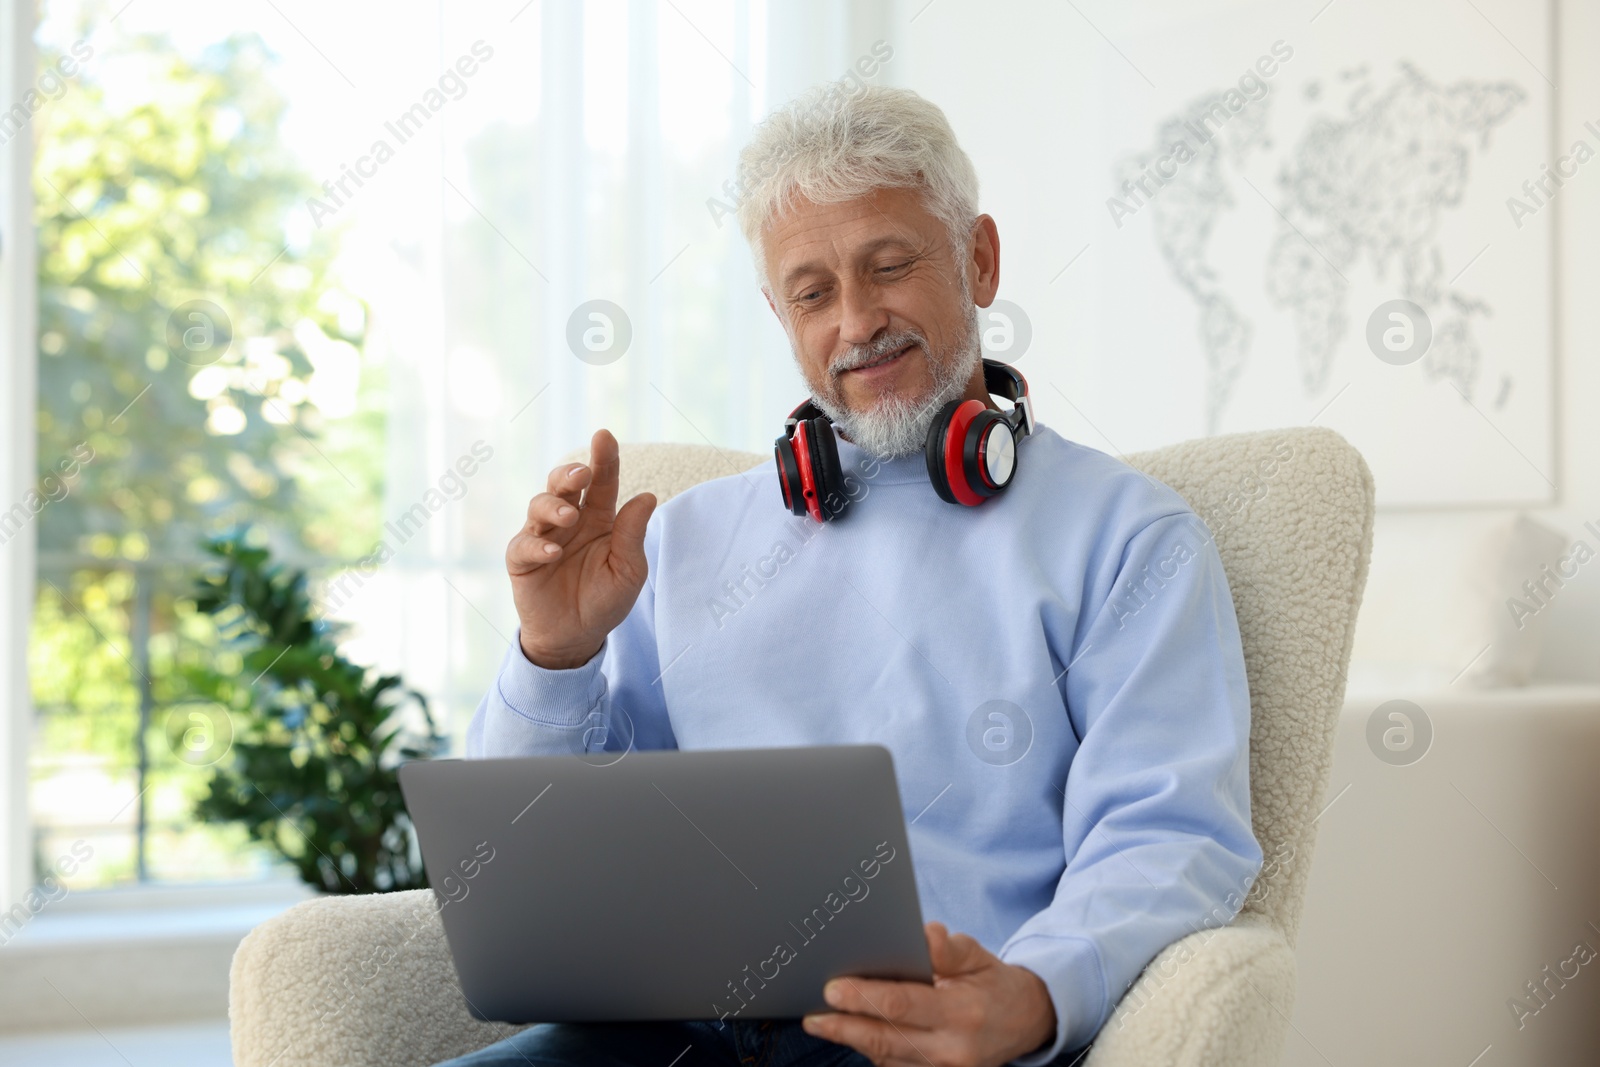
top-left (431, 1019), bottom-right (869, 1066)
top-left (432, 1018), bottom-right (1093, 1066)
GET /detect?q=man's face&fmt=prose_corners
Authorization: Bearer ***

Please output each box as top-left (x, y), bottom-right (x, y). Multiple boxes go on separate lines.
top-left (761, 186), bottom-right (995, 458)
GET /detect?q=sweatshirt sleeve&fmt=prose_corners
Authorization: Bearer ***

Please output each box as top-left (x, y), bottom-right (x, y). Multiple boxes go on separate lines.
top-left (464, 513), bottom-right (678, 759)
top-left (998, 510), bottom-right (1263, 1062)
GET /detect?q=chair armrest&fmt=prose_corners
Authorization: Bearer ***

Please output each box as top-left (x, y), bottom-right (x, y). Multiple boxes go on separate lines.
top-left (229, 889), bottom-right (526, 1067)
top-left (1086, 914), bottom-right (1297, 1067)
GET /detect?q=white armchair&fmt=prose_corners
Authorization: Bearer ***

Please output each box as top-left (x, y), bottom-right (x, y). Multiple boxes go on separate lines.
top-left (226, 426), bottom-right (1374, 1067)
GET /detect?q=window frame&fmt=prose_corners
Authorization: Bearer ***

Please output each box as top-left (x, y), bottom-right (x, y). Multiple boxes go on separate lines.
top-left (1, 0), bottom-right (39, 911)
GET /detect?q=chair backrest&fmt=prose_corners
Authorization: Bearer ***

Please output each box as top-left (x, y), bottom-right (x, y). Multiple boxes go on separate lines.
top-left (1122, 427), bottom-right (1373, 943)
top-left (561, 425), bottom-right (1373, 945)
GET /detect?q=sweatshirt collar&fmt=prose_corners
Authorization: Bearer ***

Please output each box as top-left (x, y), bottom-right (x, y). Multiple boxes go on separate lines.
top-left (825, 417), bottom-right (1045, 489)
top-left (828, 423), bottom-right (947, 486)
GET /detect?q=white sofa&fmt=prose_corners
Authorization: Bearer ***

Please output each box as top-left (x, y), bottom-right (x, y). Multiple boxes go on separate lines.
top-left (1286, 684), bottom-right (1600, 1067)
top-left (226, 426), bottom-right (1375, 1067)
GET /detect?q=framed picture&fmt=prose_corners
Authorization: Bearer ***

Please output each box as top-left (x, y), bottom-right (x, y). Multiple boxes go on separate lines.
top-left (1077, 0), bottom-right (1555, 507)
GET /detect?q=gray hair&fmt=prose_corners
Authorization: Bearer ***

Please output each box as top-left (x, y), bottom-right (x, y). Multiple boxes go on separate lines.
top-left (735, 84), bottom-right (981, 295)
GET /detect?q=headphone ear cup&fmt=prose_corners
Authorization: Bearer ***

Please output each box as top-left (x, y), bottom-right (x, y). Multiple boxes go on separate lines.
top-left (805, 418), bottom-right (847, 520)
top-left (923, 400), bottom-right (963, 505)
top-left (962, 409), bottom-right (1014, 497)
top-left (929, 399), bottom-right (989, 506)
top-left (774, 435), bottom-right (805, 516)
top-left (790, 421), bottom-right (823, 522)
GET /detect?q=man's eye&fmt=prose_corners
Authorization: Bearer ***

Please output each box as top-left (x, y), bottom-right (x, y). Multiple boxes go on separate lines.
top-left (877, 262), bottom-right (908, 274)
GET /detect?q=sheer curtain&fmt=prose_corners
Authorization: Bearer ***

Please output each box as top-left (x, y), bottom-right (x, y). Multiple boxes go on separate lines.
top-left (334, 0), bottom-right (895, 749)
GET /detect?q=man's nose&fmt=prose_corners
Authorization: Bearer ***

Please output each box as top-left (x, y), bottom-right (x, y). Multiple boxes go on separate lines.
top-left (837, 279), bottom-right (889, 347)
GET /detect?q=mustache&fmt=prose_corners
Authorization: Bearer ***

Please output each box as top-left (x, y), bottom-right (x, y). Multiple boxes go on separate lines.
top-left (830, 332), bottom-right (925, 379)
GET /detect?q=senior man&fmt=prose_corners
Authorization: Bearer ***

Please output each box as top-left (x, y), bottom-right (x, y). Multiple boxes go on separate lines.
top-left (441, 84), bottom-right (1262, 1067)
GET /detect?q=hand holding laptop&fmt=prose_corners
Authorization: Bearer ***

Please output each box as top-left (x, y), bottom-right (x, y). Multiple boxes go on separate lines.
top-left (505, 427), bottom-right (656, 671)
top-left (803, 920), bottom-right (1058, 1067)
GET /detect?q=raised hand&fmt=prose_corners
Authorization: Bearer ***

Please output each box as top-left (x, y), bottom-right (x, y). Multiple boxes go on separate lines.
top-left (505, 428), bottom-right (657, 670)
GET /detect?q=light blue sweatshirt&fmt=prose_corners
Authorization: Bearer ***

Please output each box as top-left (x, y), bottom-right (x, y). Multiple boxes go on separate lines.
top-left (466, 421), bottom-right (1262, 1061)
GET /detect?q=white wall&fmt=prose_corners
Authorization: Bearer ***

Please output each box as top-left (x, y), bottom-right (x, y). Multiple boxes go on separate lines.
top-left (881, 0), bottom-right (1598, 687)
top-left (1335, 0), bottom-right (1597, 685)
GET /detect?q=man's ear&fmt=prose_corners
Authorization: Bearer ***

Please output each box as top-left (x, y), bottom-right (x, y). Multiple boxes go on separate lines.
top-left (968, 213), bottom-right (1001, 308)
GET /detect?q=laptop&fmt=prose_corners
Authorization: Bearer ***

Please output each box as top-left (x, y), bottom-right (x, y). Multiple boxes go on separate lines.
top-left (398, 744), bottom-right (932, 1024)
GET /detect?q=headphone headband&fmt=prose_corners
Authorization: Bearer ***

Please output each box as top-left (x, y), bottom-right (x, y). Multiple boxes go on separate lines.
top-left (980, 359), bottom-right (1034, 439)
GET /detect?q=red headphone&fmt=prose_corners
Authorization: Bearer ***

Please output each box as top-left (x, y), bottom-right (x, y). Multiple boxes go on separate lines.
top-left (775, 358), bottom-right (1034, 522)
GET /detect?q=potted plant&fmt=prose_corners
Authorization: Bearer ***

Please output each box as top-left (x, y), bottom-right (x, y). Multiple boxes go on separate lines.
top-left (182, 530), bottom-right (443, 893)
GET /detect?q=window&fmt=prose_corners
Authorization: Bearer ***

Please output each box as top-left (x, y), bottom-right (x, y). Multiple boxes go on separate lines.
top-left (18, 0), bottom-right (862, 893)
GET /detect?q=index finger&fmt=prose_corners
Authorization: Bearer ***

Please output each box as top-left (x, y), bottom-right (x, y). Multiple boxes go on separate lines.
top-left (579, 427), bottom-right (622, 518)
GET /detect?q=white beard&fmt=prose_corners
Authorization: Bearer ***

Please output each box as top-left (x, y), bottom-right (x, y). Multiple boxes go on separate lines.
top-left (805, 285), bottom-right (985, 460)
